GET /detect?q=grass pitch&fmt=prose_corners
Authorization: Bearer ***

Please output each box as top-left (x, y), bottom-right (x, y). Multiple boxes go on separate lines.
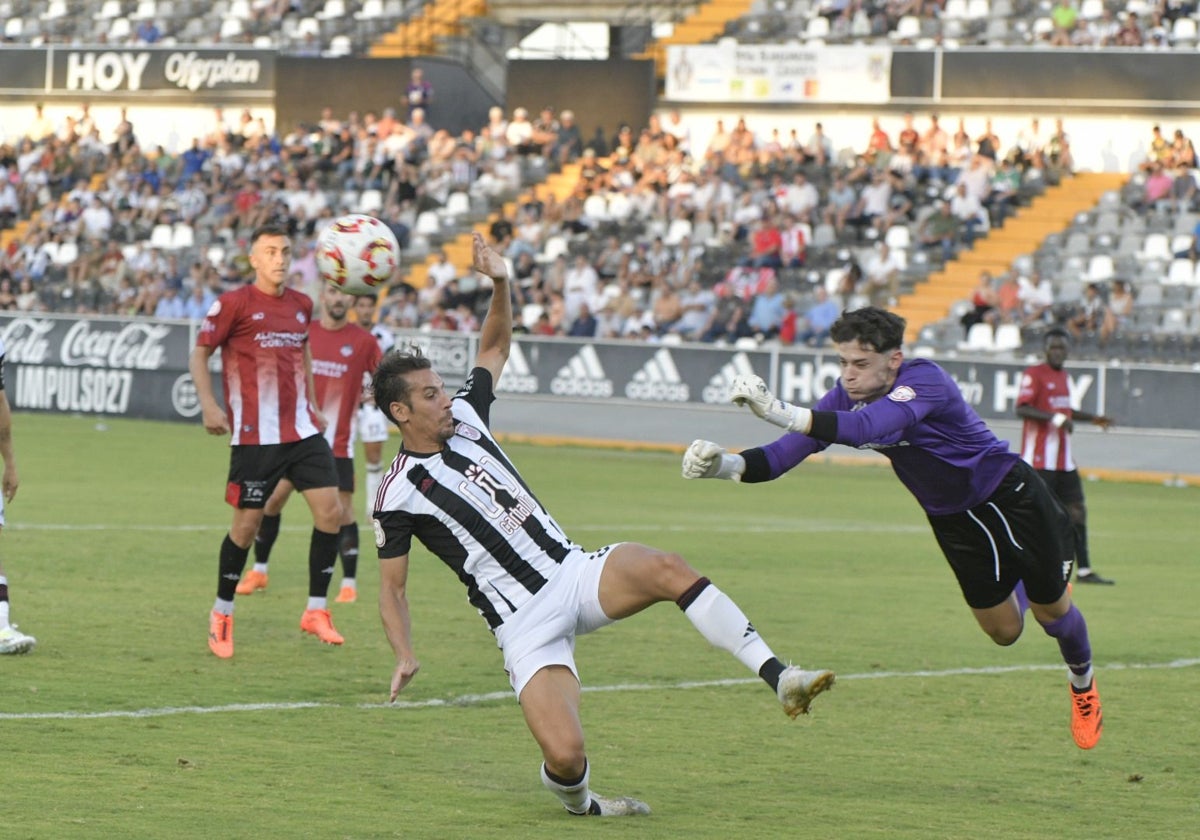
top-left (2, 414), bottom-right (1197, 839)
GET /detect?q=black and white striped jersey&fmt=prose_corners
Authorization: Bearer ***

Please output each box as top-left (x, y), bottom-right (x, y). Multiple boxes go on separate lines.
top-left (373, 367), bottom-right (580, 631)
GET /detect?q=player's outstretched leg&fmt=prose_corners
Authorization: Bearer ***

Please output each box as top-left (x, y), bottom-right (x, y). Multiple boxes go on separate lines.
top-left (674, 574), bottom-right (835, 718)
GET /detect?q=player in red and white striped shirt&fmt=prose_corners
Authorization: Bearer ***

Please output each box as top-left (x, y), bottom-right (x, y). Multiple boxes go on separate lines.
top-left (190, 224), bottom-right (347, 658)
top-left (241, 284), bottom-right (384, 604)
top-left (1017, 328), bottom-right (1115, 584)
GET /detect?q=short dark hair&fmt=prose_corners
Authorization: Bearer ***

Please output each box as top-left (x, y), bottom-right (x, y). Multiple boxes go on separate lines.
top-left (829, 307), bottom-right (906, 352)
top-left (373, 346), bottom-right (433, 427)
top-left (1044, 326), bottom-right (1071, 345)
top-left (250, 223), bottom-right (290, 244)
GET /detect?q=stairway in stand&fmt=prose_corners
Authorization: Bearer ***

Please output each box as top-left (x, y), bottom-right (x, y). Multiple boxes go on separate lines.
top-left (895, 172), bottom-right (1128, 345)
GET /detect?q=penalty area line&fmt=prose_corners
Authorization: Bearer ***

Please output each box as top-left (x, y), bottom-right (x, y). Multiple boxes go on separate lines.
top-left (2, 658), bottom-right (1197, 721)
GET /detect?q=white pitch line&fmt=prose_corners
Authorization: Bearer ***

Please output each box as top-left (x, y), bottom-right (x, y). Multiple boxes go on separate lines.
top-left (7, 521), bottom-right (928, 535)
top-left (2, 658), bottom-right (1197, 722)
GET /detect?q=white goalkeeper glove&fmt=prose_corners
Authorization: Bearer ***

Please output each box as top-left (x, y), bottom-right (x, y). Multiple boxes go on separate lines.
top-left (729, 374), bottom-right (812, 433)
top-left (681, 439), bottom-right (745, 481)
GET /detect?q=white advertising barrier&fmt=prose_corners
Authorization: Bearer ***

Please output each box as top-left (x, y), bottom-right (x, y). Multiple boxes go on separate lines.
top-left (665, 43), bottom-right (891, 104)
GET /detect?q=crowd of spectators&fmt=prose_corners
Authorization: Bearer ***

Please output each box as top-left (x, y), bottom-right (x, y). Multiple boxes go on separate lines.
top-left (1, 97), bottom-right (1196, 359)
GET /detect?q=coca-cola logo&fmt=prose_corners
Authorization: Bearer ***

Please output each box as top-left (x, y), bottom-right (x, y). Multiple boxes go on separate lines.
top-left (0, 317), bottom-right (172, 370)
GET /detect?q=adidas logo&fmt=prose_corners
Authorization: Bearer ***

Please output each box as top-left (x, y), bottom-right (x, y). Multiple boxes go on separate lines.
top-left (496, 341), bottom-right (538, 394)
top-left (625, 348), bottom-right (689, 402)
top-left (551, 345), bottom-right (613, 398)
top-left (702, 351), bottom-right (757, 404)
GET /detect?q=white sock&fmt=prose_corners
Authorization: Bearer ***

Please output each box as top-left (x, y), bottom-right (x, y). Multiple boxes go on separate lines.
top-left (0, 599), bottom-right (10, 629)
top-left (341, 578), bottom-right (357, 590)
top-left (1070, 666), bottom-right (1094, 691)
top-left (365, 463), bottom-right (383, 519)
top-left (683, 584), bottom-right (776, 674)
top-left (541, 760), bottom-right (591, 815)
top-left (213, 598), bottom-right (234, 616)
top-left (252, 562), bottom-right (269, 575)
top-left (307, 596), bottom-right (327, 611)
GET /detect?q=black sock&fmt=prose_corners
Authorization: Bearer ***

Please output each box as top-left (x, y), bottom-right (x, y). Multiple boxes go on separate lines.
top-left (255, 513), bottom-right (282, 566)
top-left (758, 657), bottom-right (786, 692)
top-left (217, 535), bottom-right (251, 602)
top-left (308, 528), bottom-right (339, 599)
top-left (338, 523), bottom-right (359, 580)
top-left (1074, 522), bottom-right (1090, 571)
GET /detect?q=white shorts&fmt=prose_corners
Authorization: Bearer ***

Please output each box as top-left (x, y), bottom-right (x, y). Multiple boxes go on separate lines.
top-left (357, 404), bottom-right (391, 444)
top-left (494, 544), bottom-right (621, 699)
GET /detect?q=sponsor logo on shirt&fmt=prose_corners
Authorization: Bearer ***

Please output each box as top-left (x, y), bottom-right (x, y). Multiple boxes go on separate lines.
top-left (251, 312), bottom-right (265, 321)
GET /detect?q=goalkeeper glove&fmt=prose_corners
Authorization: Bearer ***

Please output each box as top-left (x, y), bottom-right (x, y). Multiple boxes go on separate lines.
top-left (681, 439), bottom-right (745, 481)
top-left (728, 374), bottom-right (812, 433)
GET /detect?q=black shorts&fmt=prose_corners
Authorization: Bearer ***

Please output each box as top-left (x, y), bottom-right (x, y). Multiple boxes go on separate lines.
top-left (927, 460), bottom-right (1074, 609)
top-left (334, 457), bottom-right (355, 493)
top-left (1036, 468), bottom-right (1085, 505)
top-left (225, 434), bottom-right (339, 509)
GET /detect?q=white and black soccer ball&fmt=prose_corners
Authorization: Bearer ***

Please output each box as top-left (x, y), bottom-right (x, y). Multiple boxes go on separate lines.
top-left (316, 213), bottom-right (401, 295)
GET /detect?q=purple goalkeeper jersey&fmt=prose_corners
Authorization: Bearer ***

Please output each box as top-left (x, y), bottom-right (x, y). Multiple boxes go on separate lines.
top-left (760, 358), bottom-right (1020, 515)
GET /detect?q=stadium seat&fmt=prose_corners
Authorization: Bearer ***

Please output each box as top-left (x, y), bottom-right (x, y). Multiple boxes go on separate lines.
top-left (994, 323), bottom-right (1022, 351)
top-left (358, 189), bottom-right (383, 213)
top-left (1159, 308), bottom-right (1188, 332)
top-left (296, 17), bottom-right (321, 38)
top-left (958, 322), bottom-right (995, 352)
top-left (1136, 282), bottom-right (1163, 306)
top-left (1031, 17), bottom-right (1054, 40)
top-left (3, 17), bottom-right (21, 38)
top-left (891, 15), bottom-right (921, 42)
top-left (583, 194), bottom-right (609, 223)
top-left (414, 210), bottom-right (441, 237)
top-left (1140, 232), bottom-right (1171, 261)
top-left (109, 17), bottom-right (132, 41)
top-left (355, 0), bottom-right (384, 19)
top-left (1087, 255), bottom-right (1114, 282)
top-left (40, 0), bottom-right (67, 20)
top-left (440, 191), bottom-right (471, 220)
top-left (1172, 17), bottom-right (1197, 46)
top-left (1079, 0), bottom-right (1103, 18)
top-left (965, 0), bottom-right (989, 18)
top-left (326, 34), bottom-right (352, 56)
top-left (885, 225), bottom-right (912, 250)
top-left (53, 240), bottom-right (79, 266)
top-left (665, 218), bottom-right (692, 246)
top-left (315, 0), bottom-right (346, 19)
top-left (219, 17), bottom-right (243, 39)
top-left (205, 244), bottom-right (226, 267)
top-left (93, 0), bottom-right (121, 19)
top-left (805, 16), bottom-right (829, 40)
top-left (942, 0), bottom-right (969, 19)
top-left (1165, 258), bottom-right (1193, 285)
top-left (542, 234), bottom-right (569, 262)
top-left (606, 193), bottom-right (632, 221)
top-left (172, 224), bottom-right (195, 250)
top-left (130, 0), bottom-right (157, 19)
top-left (228, 0), bottom-right (253, 18)
top-left (150, 224), bottom-right (174, 249)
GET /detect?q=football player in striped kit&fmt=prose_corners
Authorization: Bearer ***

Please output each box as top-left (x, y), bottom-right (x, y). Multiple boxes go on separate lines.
top-left (371, 233), bottom-right (834, 817)
top-left (1016, 327), bottom-right (1115, 585)
top-left (0, 337), bottom-right (35, 655)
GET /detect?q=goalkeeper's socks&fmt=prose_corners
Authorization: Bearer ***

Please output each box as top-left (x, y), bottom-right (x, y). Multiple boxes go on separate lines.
top-left (677, 577), bottom-right (776, 676)
top-left (1040, 603), bottom-right (1094, 690)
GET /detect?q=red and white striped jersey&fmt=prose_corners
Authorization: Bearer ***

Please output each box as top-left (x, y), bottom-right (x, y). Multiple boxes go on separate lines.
top-left (196, 284), bottom-right (320, 446)
top-left (309, 321), bottom-right (383, 458)
top-left (1017, 362), bottom-right (1075, 471)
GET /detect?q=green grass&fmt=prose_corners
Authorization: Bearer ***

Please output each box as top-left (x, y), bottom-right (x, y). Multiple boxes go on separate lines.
top-left (2, 414), bottom-right (1198, 839)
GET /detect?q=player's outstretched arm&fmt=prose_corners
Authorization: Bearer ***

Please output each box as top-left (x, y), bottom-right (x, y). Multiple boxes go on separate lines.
top-left (379, 553), bottom-right (420, 701)
top-left (681, 439), bottom-right (745, 481)
top-left (729, 374), bottom-right (813, 433)
top-left (472, 232), bottom-right (512, 385)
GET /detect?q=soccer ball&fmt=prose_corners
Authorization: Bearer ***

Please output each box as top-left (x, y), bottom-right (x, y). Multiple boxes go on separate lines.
top-left (316, 213), bottom-right (401, 295)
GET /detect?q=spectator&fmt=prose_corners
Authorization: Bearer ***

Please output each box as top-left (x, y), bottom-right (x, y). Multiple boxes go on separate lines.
top-left (1066, 283), bottom-right (1116, 344)
top-left (1049, 0), bottom-right (1078, 45)
top-left (404, 68), bottom-right (434, 117)
top-left (960, 271), bottom-right (999, 337)
top-left (797, 286), bottom-right (841, 347)
top-left (864, 242), bottom-right (903, 307)
top-left (916, 200), bottom-right (961, 262)
top-left (1018, 272), bottom-right (1055, 326)
top-left (746, 276), bottom-right (785, 338)
top-left (1107, 280), bottom-right (1134, 333)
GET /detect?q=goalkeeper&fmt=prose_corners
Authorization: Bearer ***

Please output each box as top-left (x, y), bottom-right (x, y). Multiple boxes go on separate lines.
top-left (682, 306), bottom-right (1104, 751)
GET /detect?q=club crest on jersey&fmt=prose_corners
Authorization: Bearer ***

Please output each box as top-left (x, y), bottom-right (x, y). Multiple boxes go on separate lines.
top-left (206, 300), bottom-right (221, 317)
top-left (340, 344), bottom-right (353, 357)
top-left (888, 385), bottom-right (916, 403)
top-left (455, 422), bottom-right (481, 441)
top-left (373, 517), bottom-right (386, 548)
top-left (251, 312), bottom-right (265, 320)
top-left (296, 312), bottom-right (306, 324)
